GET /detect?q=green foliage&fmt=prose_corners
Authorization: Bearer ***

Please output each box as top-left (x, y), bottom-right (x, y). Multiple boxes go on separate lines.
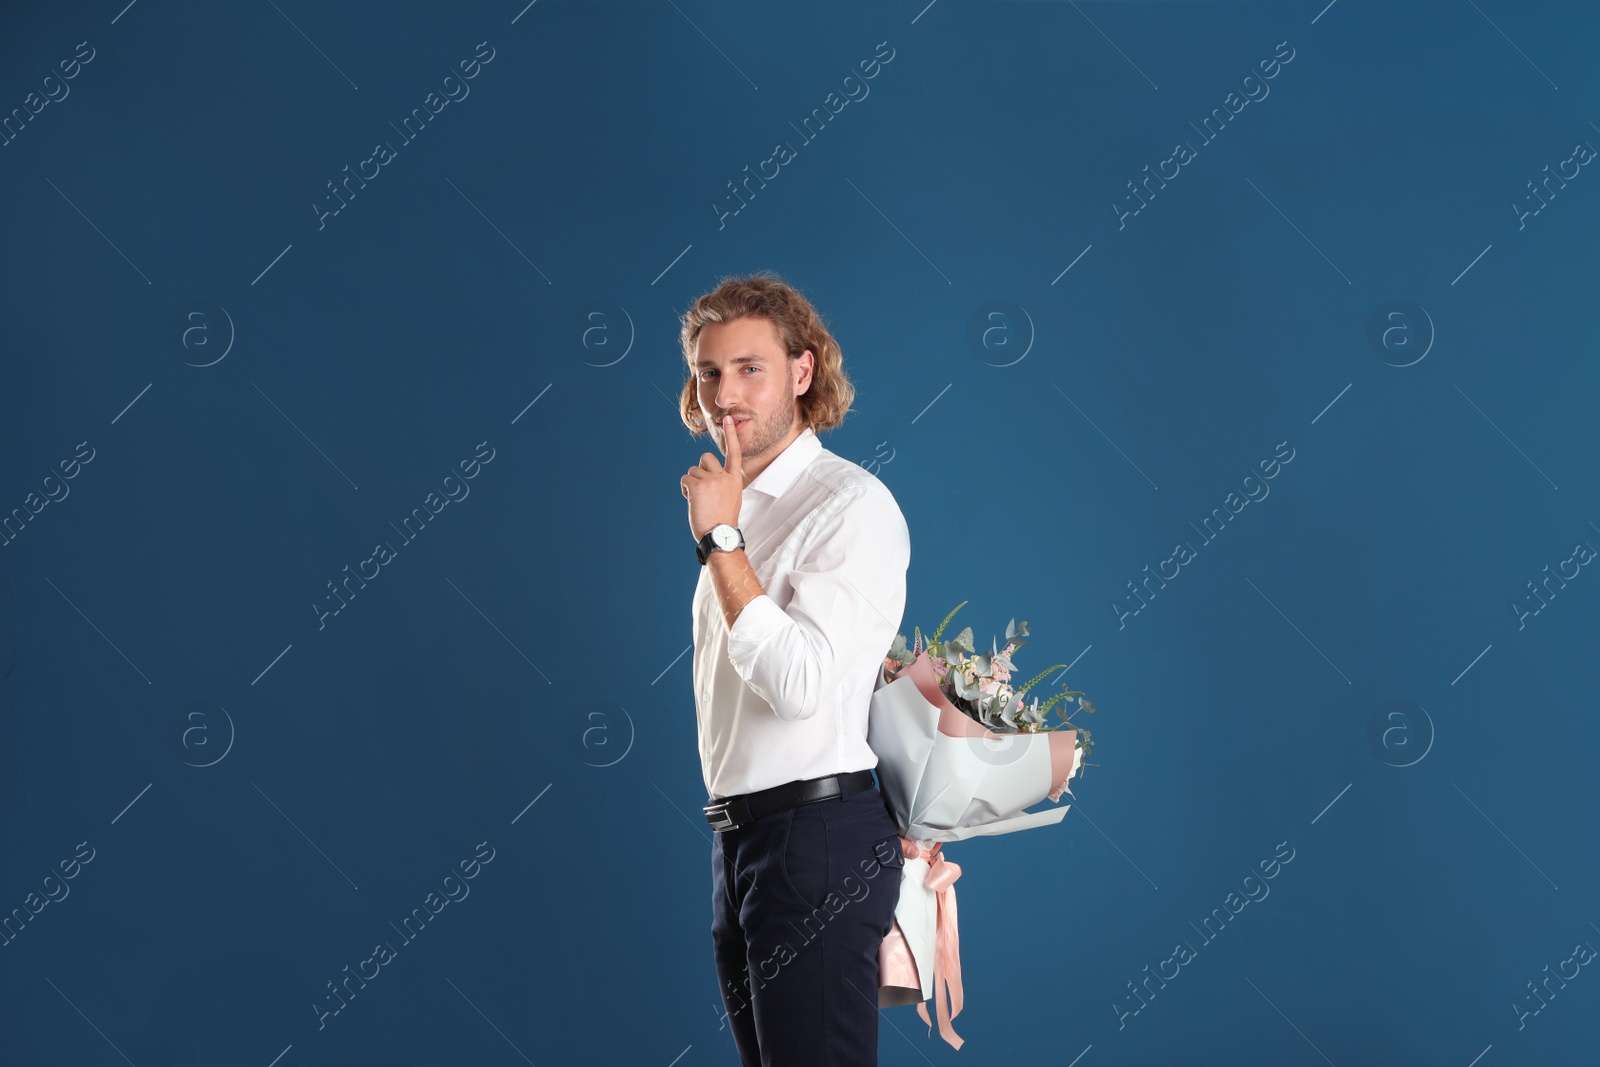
top-left (882, 602), bottom-right (1102, 765)
top-left (1014, 664), bottom-right (1070, 699)
top-left (930, 600), bottom-right (968, 644)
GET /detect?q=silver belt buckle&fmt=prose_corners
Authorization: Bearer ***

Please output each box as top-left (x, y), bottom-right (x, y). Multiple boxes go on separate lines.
top-left (704, 801), bottom-right (737, 832)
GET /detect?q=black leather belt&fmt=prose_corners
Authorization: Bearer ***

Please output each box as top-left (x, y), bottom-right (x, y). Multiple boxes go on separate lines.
top-left (703, 770), bottom-right (876, 832)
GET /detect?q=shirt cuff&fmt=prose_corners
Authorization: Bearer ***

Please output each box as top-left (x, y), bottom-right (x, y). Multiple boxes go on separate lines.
top-left (725, 593), bottom-right (786, 682)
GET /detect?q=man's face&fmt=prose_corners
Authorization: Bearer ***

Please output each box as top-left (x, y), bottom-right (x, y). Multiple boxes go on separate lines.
top-left (693, 315), bottom-right (812, 465)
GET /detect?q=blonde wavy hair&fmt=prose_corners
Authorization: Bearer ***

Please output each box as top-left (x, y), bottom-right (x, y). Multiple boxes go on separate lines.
top-left (678, 271), bottom-right (855, 436)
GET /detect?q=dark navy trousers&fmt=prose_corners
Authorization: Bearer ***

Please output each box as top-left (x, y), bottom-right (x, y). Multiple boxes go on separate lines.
top-left (711, 782), bottom-right (905, 1066)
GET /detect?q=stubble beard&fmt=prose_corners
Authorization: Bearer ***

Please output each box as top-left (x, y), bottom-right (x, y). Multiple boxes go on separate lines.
top-left (719, 371), bottom-right (796, 463)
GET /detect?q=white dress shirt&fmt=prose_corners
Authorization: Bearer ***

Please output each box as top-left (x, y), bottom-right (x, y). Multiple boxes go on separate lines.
top-left (691, 424), bottom-right (911, 800)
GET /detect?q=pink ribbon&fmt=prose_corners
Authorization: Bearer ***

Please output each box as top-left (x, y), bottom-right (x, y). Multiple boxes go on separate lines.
top-left (899, 835), bottom-right (965, 1050)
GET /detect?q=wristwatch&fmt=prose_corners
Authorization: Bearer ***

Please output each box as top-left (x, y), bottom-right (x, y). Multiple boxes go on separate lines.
top-left (696, 523), bottom-right (745, 565)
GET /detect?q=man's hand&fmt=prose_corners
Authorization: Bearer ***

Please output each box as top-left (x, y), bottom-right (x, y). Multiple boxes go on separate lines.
top-left (682, 415), bottom-right (744, 541)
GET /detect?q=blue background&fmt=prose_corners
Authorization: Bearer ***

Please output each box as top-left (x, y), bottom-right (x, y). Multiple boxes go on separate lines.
top-left (2, 1), bottom-right (1597, 1065)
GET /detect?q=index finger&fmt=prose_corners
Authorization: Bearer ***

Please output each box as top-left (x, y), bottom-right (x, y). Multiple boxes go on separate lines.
top-left (721, 415), bottom-right (742, 470)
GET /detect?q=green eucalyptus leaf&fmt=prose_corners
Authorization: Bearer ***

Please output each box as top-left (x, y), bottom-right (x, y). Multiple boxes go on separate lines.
top-left (950, 626), bottom-right (975, 653)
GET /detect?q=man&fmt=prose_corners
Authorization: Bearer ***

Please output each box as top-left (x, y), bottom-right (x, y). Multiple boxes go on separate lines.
top-left (678, 272), bottom-right (910, 1066)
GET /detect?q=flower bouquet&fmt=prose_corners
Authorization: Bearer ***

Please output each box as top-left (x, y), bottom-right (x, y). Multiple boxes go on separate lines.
top-left (868, 601), bottom-right (1097, 1049)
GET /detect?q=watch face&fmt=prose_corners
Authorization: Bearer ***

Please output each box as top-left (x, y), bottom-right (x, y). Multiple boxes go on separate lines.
top-left (713, 525), bottom-right (740, 550)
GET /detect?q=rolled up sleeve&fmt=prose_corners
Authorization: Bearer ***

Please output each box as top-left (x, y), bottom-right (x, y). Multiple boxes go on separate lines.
top-left (724, 483), bottom-right (910, 722)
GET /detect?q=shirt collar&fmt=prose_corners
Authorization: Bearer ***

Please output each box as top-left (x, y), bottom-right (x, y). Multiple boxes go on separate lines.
top-left (743, 425), bottom-right (820, 499)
